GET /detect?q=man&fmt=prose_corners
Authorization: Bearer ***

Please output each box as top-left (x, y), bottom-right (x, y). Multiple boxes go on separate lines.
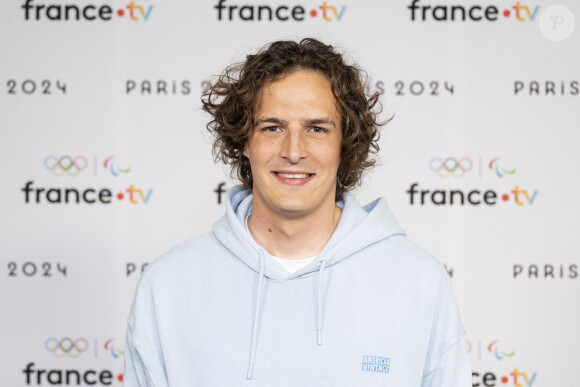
top-left (124, 38), bottom-right (471, 386)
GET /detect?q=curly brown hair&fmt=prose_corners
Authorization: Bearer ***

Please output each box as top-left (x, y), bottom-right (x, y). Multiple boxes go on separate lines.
top-left (202, 38), bottom-right (385, 200)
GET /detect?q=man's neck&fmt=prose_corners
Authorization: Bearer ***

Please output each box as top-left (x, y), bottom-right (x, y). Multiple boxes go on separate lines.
top-left (247, 197), bottom-right (342, 260)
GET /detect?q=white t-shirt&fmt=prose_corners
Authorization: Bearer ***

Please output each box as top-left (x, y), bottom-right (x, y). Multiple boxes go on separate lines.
top-left (271, 255), bottom-right (317, 274)
top-left (245, 213), bottom-right (317, 274)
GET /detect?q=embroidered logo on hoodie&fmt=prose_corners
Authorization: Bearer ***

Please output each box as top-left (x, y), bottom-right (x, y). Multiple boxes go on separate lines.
top-left (362, 355), bottom-right (391, 374)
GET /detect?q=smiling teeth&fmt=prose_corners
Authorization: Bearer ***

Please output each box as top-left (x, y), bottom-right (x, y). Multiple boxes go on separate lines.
top-left (277, 173), bottom-right (310, 179)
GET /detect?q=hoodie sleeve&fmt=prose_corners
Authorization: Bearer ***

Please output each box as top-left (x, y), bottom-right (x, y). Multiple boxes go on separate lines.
top-left (123, 276), bottom-right (169, 387)
top-left (421, 272), bottom-right (471, 387)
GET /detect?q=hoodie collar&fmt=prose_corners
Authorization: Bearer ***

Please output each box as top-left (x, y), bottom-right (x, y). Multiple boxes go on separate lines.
top-left (212, 185), bottom-right (406, 280)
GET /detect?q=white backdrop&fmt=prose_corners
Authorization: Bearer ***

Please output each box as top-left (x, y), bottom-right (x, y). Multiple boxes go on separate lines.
top-left (1, 0), bottom-right (579, 385)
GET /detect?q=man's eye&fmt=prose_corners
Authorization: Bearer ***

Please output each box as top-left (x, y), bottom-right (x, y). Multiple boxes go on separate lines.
top-left (310, 127), bottom-right (327, 133)
top-left (264, 126), bottom-right (280, 132)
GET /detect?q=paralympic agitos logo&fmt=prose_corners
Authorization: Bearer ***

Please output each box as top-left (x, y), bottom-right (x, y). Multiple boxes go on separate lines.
top-left (21, 155), bottom-right (153, 205)
top-left (406, 156), bottom-right (538, 206)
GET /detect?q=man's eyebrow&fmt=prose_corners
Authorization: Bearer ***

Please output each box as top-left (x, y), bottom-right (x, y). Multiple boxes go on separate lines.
top-left (302, 118), bottom-right (336, 128)
top-left (254, 117), bottom-right (289, 126)
top-left (254, 117), bottom-right (337, 128)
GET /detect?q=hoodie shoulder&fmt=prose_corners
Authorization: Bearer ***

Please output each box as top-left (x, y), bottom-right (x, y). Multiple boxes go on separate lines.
top-left (395, 236), bottom-right (447, 271)
top-left (372, 233), bottom-right (451, 284)
top-left (139, 233), bottom-right (225, 284)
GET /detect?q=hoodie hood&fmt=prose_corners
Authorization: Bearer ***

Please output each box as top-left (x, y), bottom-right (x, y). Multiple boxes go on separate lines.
top-left (212, 185), bottom-right (406, 280)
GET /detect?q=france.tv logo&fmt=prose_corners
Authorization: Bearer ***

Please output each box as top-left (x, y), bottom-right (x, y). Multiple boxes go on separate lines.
top-left (214, 0), bottom-right (346, 22)
top-left (22, 0), bottom-right (153, 21)
top-left (408, 0), bottom-right (540, 22)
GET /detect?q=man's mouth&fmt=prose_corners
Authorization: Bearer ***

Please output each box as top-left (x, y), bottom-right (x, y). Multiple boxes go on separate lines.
top-left (275, 172), bottom-right (312, 179)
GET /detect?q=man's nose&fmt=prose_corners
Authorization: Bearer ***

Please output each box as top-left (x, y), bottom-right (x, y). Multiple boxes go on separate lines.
top-left (280, 129), bottom-right (306, 163)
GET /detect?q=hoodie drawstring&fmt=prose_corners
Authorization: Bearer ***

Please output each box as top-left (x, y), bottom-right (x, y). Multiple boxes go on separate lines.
top-left (246, 254), bottom-right (329, 379)
top-left (246, 250), bottom-right (265, 380)
top-left (316, 259), bottom-right (327, 346)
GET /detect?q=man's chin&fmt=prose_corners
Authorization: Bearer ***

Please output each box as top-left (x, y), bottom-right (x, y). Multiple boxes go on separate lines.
top-left (267, 197), bottom-right (316, 219)
top-left (273, 203), bottom-right (311, 218)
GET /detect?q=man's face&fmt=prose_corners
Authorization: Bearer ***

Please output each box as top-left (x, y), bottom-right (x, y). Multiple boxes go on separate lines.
top-left (244, 70), bottom-right (342, 219)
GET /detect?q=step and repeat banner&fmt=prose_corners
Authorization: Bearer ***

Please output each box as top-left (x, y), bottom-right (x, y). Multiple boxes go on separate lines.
top-left (1, 0), bottom-right (578, 385)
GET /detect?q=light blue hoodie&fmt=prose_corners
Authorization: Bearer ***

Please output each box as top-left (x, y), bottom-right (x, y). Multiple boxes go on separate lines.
top-left (124, 186), bottom-right (471, 386)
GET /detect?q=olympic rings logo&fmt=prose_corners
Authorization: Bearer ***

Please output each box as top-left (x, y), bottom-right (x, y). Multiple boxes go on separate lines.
top-left (429, 157), bottom-right (472, 178)
top-left (44, 156), bottom-right (88, 177)
top-left (45, 337), bottom-right (89, 359)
